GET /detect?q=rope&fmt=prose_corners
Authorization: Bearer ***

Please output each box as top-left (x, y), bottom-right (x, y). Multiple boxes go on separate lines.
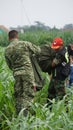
top-left (20, 0), bottom-right (31, 25)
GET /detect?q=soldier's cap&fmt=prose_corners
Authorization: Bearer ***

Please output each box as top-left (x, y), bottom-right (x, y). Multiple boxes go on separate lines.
top-left (51, 37), bottom-right (63, 49)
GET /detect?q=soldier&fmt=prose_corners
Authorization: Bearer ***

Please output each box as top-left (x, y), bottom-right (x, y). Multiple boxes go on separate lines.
top-left (5, 30), bottom-right (42, 116)
top-left (47, 37), bottom-right (70, 103)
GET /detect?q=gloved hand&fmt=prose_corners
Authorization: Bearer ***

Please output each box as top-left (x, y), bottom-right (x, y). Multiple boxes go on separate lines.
top-left (52, 58), bottom-right (60, 66)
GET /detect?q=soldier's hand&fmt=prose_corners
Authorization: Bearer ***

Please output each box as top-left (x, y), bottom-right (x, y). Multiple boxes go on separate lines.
top-left (52, 58), bottom-right (60, 67)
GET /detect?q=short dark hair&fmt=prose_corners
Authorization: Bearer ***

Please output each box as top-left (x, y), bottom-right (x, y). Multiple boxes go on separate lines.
top-left (8, 30), bottom-right (18, 39)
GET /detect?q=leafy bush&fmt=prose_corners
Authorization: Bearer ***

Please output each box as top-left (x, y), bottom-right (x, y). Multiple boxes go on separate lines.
top-left (0, 33), bottom-right (8, 46)
top-left (1, 29), bottom-right (73, 47)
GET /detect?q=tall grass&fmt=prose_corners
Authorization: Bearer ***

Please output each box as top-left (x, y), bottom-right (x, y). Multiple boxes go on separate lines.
top-left (0, 47), bottom-right (16, 129)
top-left (19, 30), bottom-right (73, 46)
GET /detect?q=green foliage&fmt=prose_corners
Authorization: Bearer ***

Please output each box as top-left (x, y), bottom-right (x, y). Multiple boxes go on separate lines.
top-left (1, 92), bottom-right (73, 130)
top-left (19, 31), bottom-right (53, 46)
top-left (0, 47), bottom-right (16, 129)
top-left (56, 31), bottom-right (73, 46)
top-left (18, 29), bottom-right (73, 46)
top-left (0, 33), bottom-right (8, 46)
top-left (0, 29), bottom-right (73, 47)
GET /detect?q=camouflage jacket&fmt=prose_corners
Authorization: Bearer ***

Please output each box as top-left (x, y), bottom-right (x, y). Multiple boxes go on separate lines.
top-left (5, 39), bottom-right (41, 86)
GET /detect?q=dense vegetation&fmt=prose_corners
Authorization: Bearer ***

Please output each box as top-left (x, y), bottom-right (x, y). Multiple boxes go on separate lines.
top-left (0, 28), bottom-right (73, 47)
top-left (0, 29), bottom-right (73, 130)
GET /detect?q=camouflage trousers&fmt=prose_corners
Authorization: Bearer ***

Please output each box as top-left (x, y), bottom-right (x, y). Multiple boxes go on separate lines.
top-left (14, 75), bottom-right (35, 116)
top-left (48, 79), bottom-right (66, 101)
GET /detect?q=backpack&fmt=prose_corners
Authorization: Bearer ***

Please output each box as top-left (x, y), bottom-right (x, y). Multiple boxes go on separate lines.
top-left (36, 44), bottom-right (56, 74)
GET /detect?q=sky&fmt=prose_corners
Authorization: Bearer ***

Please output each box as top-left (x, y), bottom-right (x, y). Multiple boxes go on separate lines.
top-left (0, 0), bottom-right (73, 29)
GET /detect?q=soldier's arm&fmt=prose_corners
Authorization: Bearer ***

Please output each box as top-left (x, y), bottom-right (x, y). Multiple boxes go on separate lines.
top-left (5, 53), bottom-right (12, 70)
top-left (5, 51), bottom-right (12, 69)
top-left (27, 41), bottom-right (41, 55)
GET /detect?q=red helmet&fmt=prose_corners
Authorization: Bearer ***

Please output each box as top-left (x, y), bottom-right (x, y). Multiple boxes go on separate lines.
top-left (51, 37), bottom-right (63, 49)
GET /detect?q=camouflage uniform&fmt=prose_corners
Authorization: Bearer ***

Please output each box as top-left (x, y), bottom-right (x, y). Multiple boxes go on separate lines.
top-left (5, 39), bottom-right (41, 115)
top-left (48, 46), bottom-right (70, 101)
